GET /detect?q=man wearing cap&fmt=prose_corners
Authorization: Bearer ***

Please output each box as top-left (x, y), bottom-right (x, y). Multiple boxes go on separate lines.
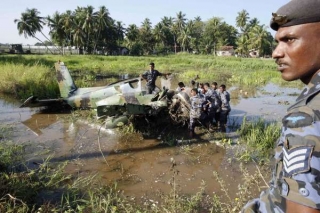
top-left (140, 62), bottom-right (170, 94)
top-left (242, 0), bottom-right (320, 212)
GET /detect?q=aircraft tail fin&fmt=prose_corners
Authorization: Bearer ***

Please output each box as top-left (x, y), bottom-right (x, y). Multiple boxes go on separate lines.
top-left (55, 61), bottom-right (77, 98)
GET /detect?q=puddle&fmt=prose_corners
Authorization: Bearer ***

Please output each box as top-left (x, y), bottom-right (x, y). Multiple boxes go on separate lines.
top-left (0, 82), bottom-right (301, 203)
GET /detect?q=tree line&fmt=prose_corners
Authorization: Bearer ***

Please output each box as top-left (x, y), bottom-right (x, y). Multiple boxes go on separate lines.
top-left (14, 6), bottom-right (274, 56)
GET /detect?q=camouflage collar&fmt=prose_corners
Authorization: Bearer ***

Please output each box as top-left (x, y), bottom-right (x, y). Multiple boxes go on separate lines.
top-left (288, 72), bottom-right (320, 110)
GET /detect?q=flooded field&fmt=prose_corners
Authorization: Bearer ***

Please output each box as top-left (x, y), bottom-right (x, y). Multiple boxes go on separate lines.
top-left (0, 83), bottom-right (301, 205)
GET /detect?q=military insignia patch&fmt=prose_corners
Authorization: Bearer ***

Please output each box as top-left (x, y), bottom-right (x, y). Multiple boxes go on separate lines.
top-left (283, 146), bottom-right (313, 176)
top-left (282, 112), bottom-right (313, 128)
top-left (272, 13), bottom-right (288, 25)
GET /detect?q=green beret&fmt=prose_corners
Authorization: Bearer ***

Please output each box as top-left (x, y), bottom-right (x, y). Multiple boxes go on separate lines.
top-left (270, 0), bottom-right (320, 31)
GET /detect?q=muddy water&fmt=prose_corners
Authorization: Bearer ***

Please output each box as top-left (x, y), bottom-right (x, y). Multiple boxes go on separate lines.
top-left (0, 83), bottom-right (301, 203)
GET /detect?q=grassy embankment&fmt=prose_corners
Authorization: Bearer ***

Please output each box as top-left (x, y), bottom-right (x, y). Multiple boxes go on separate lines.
top-left (0, 54), bottom-right (301, 100)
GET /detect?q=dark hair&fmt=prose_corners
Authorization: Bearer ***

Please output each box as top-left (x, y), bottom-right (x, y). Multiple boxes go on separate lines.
top-left (220, 84), bottom-right (226, 89)
top-left (191, 88), bottom-right (198, 94)
top-left (178, 82), bottom-right (185, 87)
top-left (212, 82), bottom-right (218, 86)
top-left (191, 80), bottom-right (196, 85)
top-left (149, 62), bottom-right (155, 66)
top-left (204, 83), bottom-right (210, 87)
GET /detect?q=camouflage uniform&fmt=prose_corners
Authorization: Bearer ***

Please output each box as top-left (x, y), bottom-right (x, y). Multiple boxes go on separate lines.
top-left (219, 90), bottom-right (231, 130)
top-left (242, 72), bottom-right (320, 212)
top-left (142, 70), bottom-right (163, 94)
top-left (189, 93), bottom-right (206, 132)
top-left (204, 88), bottom-right (221, 124)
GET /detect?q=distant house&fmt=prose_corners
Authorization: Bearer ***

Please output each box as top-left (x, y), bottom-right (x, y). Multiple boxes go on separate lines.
top-left (249, 49), bottom-right (259, 58)
top-left (216, 46), bottom-right (234, 56)
top-left (120, 47), bottom-right (129, 55)
top-left (110, 47), bottom-right (129, 55)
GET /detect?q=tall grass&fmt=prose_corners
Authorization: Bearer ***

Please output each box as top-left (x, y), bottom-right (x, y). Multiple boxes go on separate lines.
top-left (0, 62), bottom-right (59, 99)
top-left (237, 117), bottom-right (281, 162)
top-left (0, 54), bottom-right (301, 100)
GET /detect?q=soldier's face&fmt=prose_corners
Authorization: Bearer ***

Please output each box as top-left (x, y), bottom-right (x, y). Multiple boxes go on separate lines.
top-left (272, 23), bottom-right (320, 84)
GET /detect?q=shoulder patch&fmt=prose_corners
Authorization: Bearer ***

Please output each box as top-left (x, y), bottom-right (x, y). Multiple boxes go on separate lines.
top-left (282, 112), bottom-right (313, 128)
top-left (283, 146), bottom-right (313, 176)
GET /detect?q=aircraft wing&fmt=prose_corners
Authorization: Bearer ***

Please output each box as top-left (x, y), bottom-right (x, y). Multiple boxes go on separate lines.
top-left (20, 96), bottom-right (65, 108)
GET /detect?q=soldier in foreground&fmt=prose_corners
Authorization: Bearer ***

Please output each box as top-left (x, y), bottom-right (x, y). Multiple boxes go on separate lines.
top-left (242, 0), bottom-right (320, 212)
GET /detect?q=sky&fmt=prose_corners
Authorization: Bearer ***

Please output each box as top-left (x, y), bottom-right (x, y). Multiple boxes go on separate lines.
top-left (0, 0), bottom-right (290, 45)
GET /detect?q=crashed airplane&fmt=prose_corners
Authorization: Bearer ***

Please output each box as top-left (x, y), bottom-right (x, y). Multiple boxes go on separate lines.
top-left (20, 61), bottom-right (191, 128)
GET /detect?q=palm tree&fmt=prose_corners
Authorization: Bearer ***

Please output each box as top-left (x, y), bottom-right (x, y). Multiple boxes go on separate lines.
top-left (14, 8), bottom-right (44, 42)
top-left (141, 18), bottom-right (152, 31)
top-left (236, 34), bottom-right (249, 56)
top-left (173, 11), bottom-right (187, 51)
top-left (126, 25), bottom-right (139, 42)
top-left (175, 11), bottom-right (187, 31)
top-left (177, 20), bottom-right (194, 52)
top-left (28, 8), bottom-right (51, 40)
top-left (161, 16), bottom-right (174, 28)
top-left (202, 17), bottom-right (222, 52)
top-left (71, 17), bottom-right (86, 51)
top-left (140, 18), bottom-right (154, 54)
top-left (15, 8), bottom-right (55, 53)
top-left (115, 21), bottom-right (125, 47)
top-left (236, 9), bottom-right (249, 32)
top-left (153, 23), bottom-right (165, 45)
top-left (46, 12), bottom-right (65, 53)
top-left (82, 6), bottom-right (96, 53)
top-left (191, 16), bottom-right (204, 53)
top-left (125, 24), bottom-right (139, 49)
top-left (248, 18), bottom-right (260, 29)
top-left (248, 24), bottom-right (270, 56)
top-left (15, 12), bottom-right (36, 39)
top-left (60, 10), bottom-right (74, 46)
top-left (194, 16), bottom-right (201, 22)
top-left (94, 6), bottom-right (111, 51)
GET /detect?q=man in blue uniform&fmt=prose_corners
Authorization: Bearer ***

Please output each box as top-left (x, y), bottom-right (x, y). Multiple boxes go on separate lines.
top-left (189, 88), bottom-right (206, 138)
top-left (219, 84), bottom-right (230, 132)
top-left (242, 0), bottom-right (320, 212)
top-left (141, 62), bottom-right (170, 94)
top-left (203, 83), bottom-right (221, 127)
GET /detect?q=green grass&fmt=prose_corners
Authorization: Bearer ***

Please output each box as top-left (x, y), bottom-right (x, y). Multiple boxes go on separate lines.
top-left (0, 54), bottom-right (303, 100)
top-left (237, 117), bottom-right (281, 163)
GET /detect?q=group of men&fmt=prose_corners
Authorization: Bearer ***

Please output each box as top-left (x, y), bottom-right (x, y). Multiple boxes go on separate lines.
top-left (187, 80), bottom-right (231, 138)
top-left (140, 62), bottom-right (231, 138)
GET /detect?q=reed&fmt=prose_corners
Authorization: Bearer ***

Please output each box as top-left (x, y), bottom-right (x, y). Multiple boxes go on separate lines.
top-left (237, 117), bottom-right (281, 162)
